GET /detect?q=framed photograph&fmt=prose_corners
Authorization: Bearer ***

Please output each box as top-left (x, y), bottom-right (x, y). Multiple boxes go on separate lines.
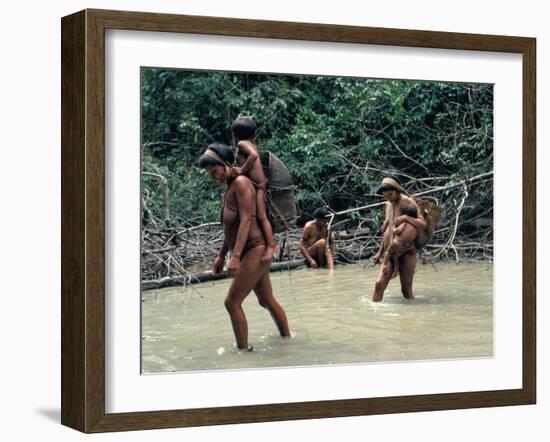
top-left (61, 9), bottom-right (536, 433)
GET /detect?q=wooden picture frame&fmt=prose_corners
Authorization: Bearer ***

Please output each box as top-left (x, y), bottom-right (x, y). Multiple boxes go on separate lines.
top-left (61, 8), bottom-right (536, 433)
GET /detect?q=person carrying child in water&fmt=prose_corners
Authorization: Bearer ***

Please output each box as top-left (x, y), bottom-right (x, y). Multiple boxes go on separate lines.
top-left (382, 201), bottom-right (419, 279)
top-left (231, 116), bottom-right (276, 263)
top-left (198, 143), bottom-right (291, 351)
top-left (372, 176), bottom-right (427, 302)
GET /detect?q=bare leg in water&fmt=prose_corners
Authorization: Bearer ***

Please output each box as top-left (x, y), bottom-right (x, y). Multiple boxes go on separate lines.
top-left (372, 251), bottom-right (416, 302)
top-left (398, 252), bottom-right (416, 300)
top-left (254, 265), bottom-right (291, 338)
top-left (224, 245), bottom-right (290, 349)
top-left (372, 255), bottom-right (394, 302)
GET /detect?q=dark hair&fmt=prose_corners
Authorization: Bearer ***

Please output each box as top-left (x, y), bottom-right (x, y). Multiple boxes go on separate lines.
top-left (197, 143), bottom-right (234, 169)
top-left (400, 201), bottom-right (417, 218)
top-left (376, 175), bottom-right (402, 194)
top-left (378, 183), bottom-right (397, 194)
top-left (313, 207), bottom-right (331, 219)
top-left (389, 175), bottom-right (401, 185)
top-left (232, 116), bottom-right (257, 141)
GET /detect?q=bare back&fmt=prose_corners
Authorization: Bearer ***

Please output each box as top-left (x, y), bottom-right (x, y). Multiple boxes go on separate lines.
top-left (394, 222), bottom-right (417, 246)
top-left (236, 140), bottom-right (267, 187)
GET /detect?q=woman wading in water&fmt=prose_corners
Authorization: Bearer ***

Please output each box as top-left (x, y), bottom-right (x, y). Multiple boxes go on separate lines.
top-left (198, 143), bottom-right (291, 350)
top-left (372, 176), bottom-right (427, 302)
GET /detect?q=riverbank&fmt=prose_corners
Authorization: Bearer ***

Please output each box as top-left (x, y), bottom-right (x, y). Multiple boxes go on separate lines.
top-left (141, 254), bottom-right (493, 291)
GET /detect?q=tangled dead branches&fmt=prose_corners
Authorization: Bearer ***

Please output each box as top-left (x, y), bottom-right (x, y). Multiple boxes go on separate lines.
top-left (141, 172), bottom-right (493, 290)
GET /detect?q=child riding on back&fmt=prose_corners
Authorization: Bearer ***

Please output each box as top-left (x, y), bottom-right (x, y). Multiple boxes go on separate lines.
top-left (231, 116), bottom-right (276, 263)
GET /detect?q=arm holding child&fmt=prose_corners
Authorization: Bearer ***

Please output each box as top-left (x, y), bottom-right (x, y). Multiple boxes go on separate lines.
top-left (394, 198), bottom-right (426, 231)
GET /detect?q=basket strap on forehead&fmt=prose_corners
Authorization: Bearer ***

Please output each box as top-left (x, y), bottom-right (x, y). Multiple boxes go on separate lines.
top-left (381, 177), bottom-right (408, 195)
top-left (203, 148), bottom-right (232, 167)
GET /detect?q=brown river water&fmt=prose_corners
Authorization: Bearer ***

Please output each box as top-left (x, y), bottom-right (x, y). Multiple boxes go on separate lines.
top-left (141, 262), bottom-right (493, 373)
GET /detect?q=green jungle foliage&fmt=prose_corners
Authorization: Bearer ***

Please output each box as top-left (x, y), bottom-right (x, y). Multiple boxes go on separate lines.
top-left (141, 68), bottom-right (493, 229)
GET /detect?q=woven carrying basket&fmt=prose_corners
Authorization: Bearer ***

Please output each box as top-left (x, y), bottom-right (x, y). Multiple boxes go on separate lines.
top-left (414, 198), bottom-right (443, 250)
top-left (260, 151), bottom-right (297, 233)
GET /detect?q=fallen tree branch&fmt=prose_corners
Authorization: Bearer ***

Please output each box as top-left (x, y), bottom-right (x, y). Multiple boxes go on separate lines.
top-left (142, 259), bottom-right (306, 291)
top-left (141, 172), bottom-right (493, 287)
top-left (434, 182), bottom-right (469, 261)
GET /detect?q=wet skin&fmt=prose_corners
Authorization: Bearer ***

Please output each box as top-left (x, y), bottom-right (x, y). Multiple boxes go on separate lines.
top-left (372, 190), bottom-right (426, 302)
top-left (381, 220), bottom-right (417, 277)
top-left (206, 164), bottom-right (290, 349)
top-left (299, 218), bottom-right (334, 270)
top-left (234, 139), bottom-right (276, 263)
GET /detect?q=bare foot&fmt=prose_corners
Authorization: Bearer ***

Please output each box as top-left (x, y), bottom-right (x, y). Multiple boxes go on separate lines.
top-left (260, 244), bottom-right (277, 263)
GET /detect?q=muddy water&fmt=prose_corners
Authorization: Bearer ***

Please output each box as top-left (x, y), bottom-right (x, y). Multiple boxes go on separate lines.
top-left (141, 262), bottom-right (493, 373)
